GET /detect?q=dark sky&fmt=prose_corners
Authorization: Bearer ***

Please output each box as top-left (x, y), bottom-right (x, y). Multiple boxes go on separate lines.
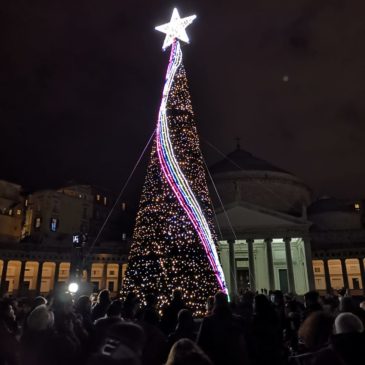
top-left (1, 0), bottom-right (365, 205)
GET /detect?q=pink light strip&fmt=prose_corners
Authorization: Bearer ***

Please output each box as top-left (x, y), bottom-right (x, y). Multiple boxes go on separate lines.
top-left (156, 40), bottom-right (227, 293)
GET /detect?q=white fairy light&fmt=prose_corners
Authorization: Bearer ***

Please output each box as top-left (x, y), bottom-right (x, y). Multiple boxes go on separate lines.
top-left (155, 8), bottom-right (196, 50)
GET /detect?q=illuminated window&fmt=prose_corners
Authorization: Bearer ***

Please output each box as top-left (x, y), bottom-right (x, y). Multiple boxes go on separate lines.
top-left (96, 194), bottom-right (101, 201)
top-left (35, 217), bottom-right (41, 229)
top-left (314, 267), bottom-right (321, 273)
top-left (25, 199), bottom-right (28, 207)
top-left (354, 203), bottom-right (360, 211)
top-left (122, 233), bottom-right (127, 240)
top-left (122, 202), bottom-right (126, 211)
top-left (103, 197), bottom-right (107, 206)
top-left (50, 218), bottom-right (59, 232)
top-left (8, 209), bottom-right (13, 216)
top-left (16, 209), bottom-right (22, 215)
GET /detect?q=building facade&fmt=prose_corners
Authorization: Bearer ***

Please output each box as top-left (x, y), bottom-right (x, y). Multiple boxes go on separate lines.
top-left (209, 146), bottom-right (365, 297)
top-left (0, 182), bottom-right (130, 296)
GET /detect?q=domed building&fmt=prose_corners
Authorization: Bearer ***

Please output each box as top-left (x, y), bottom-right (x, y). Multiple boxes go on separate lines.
top-left (309, 197), bottom-right (365, 295)
top-left (209, 145), bottom-right (315, 296)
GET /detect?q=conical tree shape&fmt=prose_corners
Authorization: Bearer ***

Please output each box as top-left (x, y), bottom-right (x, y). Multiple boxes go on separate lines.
top-left (123, 41), bottom-right (226, 316)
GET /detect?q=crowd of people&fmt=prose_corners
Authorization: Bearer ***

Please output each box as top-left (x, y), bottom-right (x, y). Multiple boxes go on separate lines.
top-left (0, 287), bottom-right (365, 365)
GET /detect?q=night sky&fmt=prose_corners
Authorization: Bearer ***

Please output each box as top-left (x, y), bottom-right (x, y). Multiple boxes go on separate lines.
top-left (1, 0), bottom-right (365, 206)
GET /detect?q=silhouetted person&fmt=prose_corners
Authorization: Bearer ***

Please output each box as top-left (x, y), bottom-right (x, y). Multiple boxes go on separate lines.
top-left (331, 312), bottom-right (365, 365)
top-left (289, 311), bottom-right (342, 365)
top-left (302, 291), bottom-right (322, 320)
top-left (92, 289), bottom-right (111, 321)
top-left (161, 290), bottom-right (186, 334)
top-left (88, 322), bottom-right (145, 365)
top-left (0, 299), bottom-right (19, 365)
top-left (75, 295), bottom-right (93, 334)
top-left (93, 300), bottom-right (124, 350)
top-left (123, 292), bottom-right (140, 321)
top-left (137, 293), bottom-right (160, 326)
top-left (166, 338), bottom-right (212, 365)
top-left (197, 291), bottom-right (248, 365)
top-left (21, 304), bottom-right (79, 365)
top-left (251, 294), bottom-right (283, 365)
top-left (168, 309), bottom-right (196, 350)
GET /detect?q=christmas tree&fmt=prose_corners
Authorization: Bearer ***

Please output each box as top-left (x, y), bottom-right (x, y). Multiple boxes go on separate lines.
top-left (123, 9), bottom-right (227, 316)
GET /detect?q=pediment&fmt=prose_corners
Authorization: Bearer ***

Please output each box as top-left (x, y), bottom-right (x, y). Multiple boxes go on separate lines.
top-left (214, 201), bottom-right (310, 231)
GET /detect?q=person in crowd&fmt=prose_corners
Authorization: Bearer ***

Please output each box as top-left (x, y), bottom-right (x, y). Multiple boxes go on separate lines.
top-left (161, 289), bottom-right (187, 334)
top-left (92, 299), bottom-right (124, 350)
top-left (197, 291), bottom-right (248, 365)
top-left (167, 309), bottom-right (196, 350)
top-left (138, 301), bottom-right (167, 365)
top-left (166, 338), bottom-right (212, 365)
top-left (21, 303), bottom-right (79, 365)
top-left (137, 293), bottom-right (160, 325)
top-left (331, 312), bottom-right (365, 365)
top-left (0, 299), bottom-right (19, 365)
top-left (251, 294), bottom-right (283, 365)
top-left (92, 289), bottom-right (111, 321)
top-left (302, 291), bottom-right (322, 320)
top-left (88, 322), bottom-right (145, 365)
top-left (123, 292), bottom-right (140, 321)
top-left (339, 296), bottom-right (365, 326)
top-left (75, 295), bottom-right (93, 334)
top-left (289, 311), bottom-right (342, 365)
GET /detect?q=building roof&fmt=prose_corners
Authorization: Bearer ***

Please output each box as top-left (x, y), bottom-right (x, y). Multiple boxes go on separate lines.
top-left (308, 196), bottom-right (359, 215)
top-left (209, 146), bottom-right (288, 174)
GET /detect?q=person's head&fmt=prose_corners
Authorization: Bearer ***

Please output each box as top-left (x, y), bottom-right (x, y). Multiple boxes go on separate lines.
top-left (298, 311), bottom-right (333, 351)
top-left (75, 295), bottom-right (92, 314)
top-left (27, 304), bottom-right (54, 331)
top-left (254, 294), bottom-right (273, 316)
top-left (104, 322), bottom-right (145, 357)
top-left (0, 299), bottom-right (15, 321)
top-left (213, 291), bottom-right (230, 315)
top-left (176, 309), bottom-right (193, 331)
top-left (107, 300), bottom-right (123, 318)
top-left (304, 291), bottom-right (320, 309)
top-left (166, 339), bottom-right (212, 365)
top-left (334, 312), bottom-right (364, 334)
top-left (98, 289), bottom-right (111, 305)
top-left (32, 296), bottom-right (47, 309)
top-left (172, 289), bottom-right (183, 301)
top-left (206, 296), bottom-right (214, 315)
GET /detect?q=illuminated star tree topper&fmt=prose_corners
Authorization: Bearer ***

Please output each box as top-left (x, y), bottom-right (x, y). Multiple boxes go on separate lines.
top-left (155, 8), bottom-right (197, 50)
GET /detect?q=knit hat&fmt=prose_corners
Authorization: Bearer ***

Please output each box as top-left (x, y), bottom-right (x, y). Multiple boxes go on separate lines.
top-left (27, 304), bottom-right (54, 331)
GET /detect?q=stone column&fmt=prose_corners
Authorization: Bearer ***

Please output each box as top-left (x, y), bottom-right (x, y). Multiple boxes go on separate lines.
top-left (247, 239), bottom-right (256, 292)
top-left (53, 262), bottom-right (60, 289)
top-left (101, 263), bottom-right (107, 290)
top-left (116, 264), bottom-right (122, 294)
top-left (340, 259), bottom-right (349, 289)
top-left (303, 238), bottom-right (315, 291)
top-left (0, 260), bottom-right (9, 294)
top-left (323, 258), bottom-right (332, 293)
top-left (358, 258), bottom-right (365, 295)
top-left (36, 262), bottom-right (44, 295)
top-left (284, 237), bottom-right (295, 293)
top-left (265, 238), bottom-right (275, 291)
top-left (18, 261), bottom-right (26, 294)
top-left (228, 239), bottom-right (237, 296)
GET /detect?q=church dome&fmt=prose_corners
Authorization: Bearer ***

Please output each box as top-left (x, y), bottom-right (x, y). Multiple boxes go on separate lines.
top-left (208, 146), bottom-right (311, 216)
